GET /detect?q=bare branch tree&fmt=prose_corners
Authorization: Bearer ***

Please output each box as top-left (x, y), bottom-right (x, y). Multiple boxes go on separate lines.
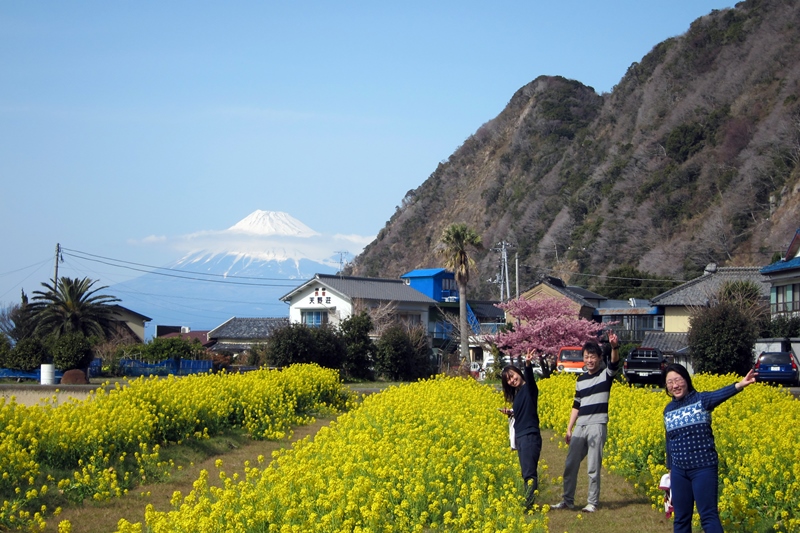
top-left (352, 298), bottom-right (398, 338)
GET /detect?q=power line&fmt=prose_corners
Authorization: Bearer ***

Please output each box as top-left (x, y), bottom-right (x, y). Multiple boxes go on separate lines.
top-left (62, 247), bottom-right (310, 281)
top-left (61, 249), bottom-right (303, 287)
top-left (539, 265), bottom-right (687, 284)
top-left (0, 258), bottom-right (53, 278)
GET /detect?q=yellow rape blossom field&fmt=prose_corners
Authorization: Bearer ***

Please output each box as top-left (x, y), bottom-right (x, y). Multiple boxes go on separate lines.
top-left (0, 364), bottom-right (354, 531)
top-left (115, 375), bottom-right (548, 533)
top-left (4, 366), bottom-right (800, 532)
top-left (538, 373), bottom-right (800, 533)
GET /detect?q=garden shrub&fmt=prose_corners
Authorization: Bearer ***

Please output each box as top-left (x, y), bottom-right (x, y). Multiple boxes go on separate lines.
top-left (339, 312), bottom-right (375, 380)
top-left (310, 325), bottom-right (346, 370)
top-left (689, 301), bottom-right (757, 375)
top-left (373, 325), bottom-right (434, 381)
top-left (51, 332), bottom-right (94, 371)
top-left (6, 337), bottom-right (49, 371)
top-left (141, 336), bottom-right (204, 363)
top-left (266, 323), bottom-right (317, 367)
top-left (0, 334), bottom-right (11, 368)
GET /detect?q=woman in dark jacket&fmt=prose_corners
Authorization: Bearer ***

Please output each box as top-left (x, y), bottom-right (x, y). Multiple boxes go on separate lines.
top-left (500, 351), bottom-right (542, 510)
top-left (662, 363), bottom-right (755, 532)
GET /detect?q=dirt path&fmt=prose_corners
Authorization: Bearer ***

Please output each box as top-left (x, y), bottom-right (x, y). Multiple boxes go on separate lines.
top-left (537, 429), bottom-right (673, 533)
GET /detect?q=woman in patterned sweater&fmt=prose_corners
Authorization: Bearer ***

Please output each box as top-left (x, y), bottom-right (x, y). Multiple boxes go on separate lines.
top-left (662, 363), bottom-right (756, 533)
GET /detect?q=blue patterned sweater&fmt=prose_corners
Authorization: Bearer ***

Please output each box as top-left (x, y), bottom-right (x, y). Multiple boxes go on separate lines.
top-left (663, 384), bottom-right (739, 470)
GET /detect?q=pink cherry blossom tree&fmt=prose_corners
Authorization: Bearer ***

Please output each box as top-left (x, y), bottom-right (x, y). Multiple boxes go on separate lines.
top-left (491, 296), bottom-right (602, 372)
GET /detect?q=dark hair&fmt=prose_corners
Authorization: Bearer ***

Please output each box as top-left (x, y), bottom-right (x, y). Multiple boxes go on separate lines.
top-left (582, 341), bottom-right (602, 358)
top-left (663, 363), bottom-right (695, 397)
top-left (501, 365), bottom-right (524, 403)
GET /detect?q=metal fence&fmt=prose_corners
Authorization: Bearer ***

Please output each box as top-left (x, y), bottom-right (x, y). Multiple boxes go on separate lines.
top-left (115, 358), bottom-right (213, 377)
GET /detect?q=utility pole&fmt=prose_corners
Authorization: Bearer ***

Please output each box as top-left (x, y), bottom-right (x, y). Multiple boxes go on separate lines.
top-left (491, 241), bottom-right (514, 301)
top-left (334, 251), bottom-right (348, 275)
top-left (515, 252), bottom-right (519, 299)
top-left (53, 243), bottom-right (62, 289)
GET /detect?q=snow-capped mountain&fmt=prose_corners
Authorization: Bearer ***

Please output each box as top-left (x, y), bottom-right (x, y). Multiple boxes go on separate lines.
top-left (228, 210), bottom-right (319, 237)
top-left (112, 211), bottom-right (353, 334)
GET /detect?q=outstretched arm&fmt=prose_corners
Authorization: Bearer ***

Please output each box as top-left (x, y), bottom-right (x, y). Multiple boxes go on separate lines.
top-left (735, 368), bottom-right (756, 391)
top-left (609, 331), bottom-right (620, 364)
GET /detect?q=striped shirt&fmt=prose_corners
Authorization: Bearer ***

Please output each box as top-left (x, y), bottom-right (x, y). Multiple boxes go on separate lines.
top-left (572, 360), bottom-right (620, 426)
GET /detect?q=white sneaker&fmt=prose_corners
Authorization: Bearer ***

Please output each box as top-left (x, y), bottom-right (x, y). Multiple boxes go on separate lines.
top-left (551, 501), bottom-right (574, 510)
top-left (581, 504), bottom-right (597, 513)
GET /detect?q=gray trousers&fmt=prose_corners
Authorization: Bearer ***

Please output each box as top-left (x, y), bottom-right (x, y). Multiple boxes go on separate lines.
top-left (562, 423), bottom-right (607, 506)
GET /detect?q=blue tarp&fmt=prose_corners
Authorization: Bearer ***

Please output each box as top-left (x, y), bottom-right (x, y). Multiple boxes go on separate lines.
top-left (0, 358), bottom-right (213, 382)
top-left (117, 358), bottom-right (213, 377)
top-left (0, 367), bottom-right (65, 381)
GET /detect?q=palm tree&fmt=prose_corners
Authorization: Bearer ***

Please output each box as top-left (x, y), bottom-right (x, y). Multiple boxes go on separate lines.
top-left (31, 277), bottom-right (120, 339)
top-left (438, 223), bottom-right (482, 363)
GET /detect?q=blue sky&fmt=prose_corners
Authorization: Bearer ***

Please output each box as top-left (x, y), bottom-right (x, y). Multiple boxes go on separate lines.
top-left (0, 0), bottom-right (735, 307)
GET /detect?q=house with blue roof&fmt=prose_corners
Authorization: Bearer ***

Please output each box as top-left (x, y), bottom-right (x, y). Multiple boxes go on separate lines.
top-left (760, 228), bottom-right (800, 317)
top-left (400, 269), bottom-right (505, 330)
top-left (400, 268), bottom-right (459, 302)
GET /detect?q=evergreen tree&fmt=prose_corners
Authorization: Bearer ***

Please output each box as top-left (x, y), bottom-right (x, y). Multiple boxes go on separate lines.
top-left (339, 312), bottom-right (375, 380)
top-left (688, 302), bottom-right (756, 375)
top-left (266, 323), bottom-right (317, 367)
top-left (51, 332), bottom-right (94, 371)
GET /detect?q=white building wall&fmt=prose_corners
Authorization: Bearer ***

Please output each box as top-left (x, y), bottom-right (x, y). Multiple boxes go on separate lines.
top-left (287, 286), bottom-right (353, 326)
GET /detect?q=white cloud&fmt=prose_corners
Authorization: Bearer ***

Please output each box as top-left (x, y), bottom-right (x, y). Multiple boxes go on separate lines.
top-left (132, 235), bottom-right (168, 244)
top-left (136, 228), bottom-right (374, 264)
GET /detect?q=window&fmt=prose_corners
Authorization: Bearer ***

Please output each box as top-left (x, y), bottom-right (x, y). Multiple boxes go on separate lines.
top-left (774, 284), bottom-right (800, 315)
top-left (301, 311), bottom-right (328, 327)
top-left (325, 297), bottom-right (331, 304)
top-left (639, 315), bottom-right (664, 330)
top-left (442, 278), bottom-right (457, 291)
top-left (776, 285), bottom-right (788, 314)
top-left (398, 313), bottom-right (421, 325)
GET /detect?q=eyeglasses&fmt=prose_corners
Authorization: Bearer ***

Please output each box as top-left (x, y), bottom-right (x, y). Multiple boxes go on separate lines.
top-left (665, 378), bottom-right (685, 387)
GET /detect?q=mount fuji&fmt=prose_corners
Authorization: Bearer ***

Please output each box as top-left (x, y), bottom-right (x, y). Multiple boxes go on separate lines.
top-left (112, 211), bottom-right (366, 335)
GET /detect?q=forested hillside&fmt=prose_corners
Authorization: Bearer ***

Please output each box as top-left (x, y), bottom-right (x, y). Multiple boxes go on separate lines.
top-left (348, 0), bottom-right (800, 299)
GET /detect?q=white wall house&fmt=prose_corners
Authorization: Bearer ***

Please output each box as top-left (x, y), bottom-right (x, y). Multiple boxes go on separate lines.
top-left (280, 273), bottom-right (436, 328)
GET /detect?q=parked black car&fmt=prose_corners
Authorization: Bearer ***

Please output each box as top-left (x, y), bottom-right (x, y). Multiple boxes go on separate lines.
top-left (623, 347), bottom-right (669, 385)
top-left (754, 352), bottom-right (799, 386)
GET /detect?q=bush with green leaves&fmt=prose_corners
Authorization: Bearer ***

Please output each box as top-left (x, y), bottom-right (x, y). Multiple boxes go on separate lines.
top-left (688, 301), bottom-right (756, 375)
top-left (374, 325), bottom-right (434, 381)
top-left (0, 334), bottom-right (11, 368)
top-left (6, 337), bottom-right (50, 371)
top-left (267, 323), bottom-right (318, 367)
top-left (762, 314), bottom-right (800, 338)
top-left (310, 326), bottom-right (346, 370)
top-left (51, 332), bottom-right (94, 371)
top-left (339, 312), bottom-right (375, 380)
top-left (140, 336), bottom-right (205, 364)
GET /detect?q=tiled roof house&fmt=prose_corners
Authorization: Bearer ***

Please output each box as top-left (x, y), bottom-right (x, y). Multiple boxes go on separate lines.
top-left (760, 228), bottom-right (800, 317)
top-left (208, 317), bottom-right (290, 353)
top-left (280, 273), bottom-right (436, 328)
top-left (650, 264), bottom-right (769, 333)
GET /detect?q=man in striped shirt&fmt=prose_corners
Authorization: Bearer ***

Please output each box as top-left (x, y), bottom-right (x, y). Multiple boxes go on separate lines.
top-left (552, 332), bottom-right (620, 513)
